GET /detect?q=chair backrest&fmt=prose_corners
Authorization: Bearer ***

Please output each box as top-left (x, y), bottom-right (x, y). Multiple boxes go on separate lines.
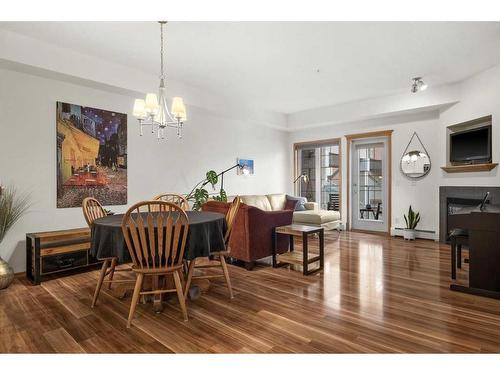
top-left (224, 196), bottom-right (241, 245)
top-left (82, 197), bottom-right (106, 227)
top-left (153, 193), bottom-right (190, 211)
top-left (121, 201), bottom-right (189, 270)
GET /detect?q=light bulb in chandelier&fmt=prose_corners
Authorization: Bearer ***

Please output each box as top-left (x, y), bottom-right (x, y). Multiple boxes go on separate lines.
top-left (145, 93), bottom-right (159, 115)
top-left (133, 99), bottom-right (147, 119)
top-left (171, 97), bottom-right (187, 122)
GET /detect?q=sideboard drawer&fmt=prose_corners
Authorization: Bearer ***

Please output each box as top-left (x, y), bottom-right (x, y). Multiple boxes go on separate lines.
top-left (41, 251), bottom-right (88, 275)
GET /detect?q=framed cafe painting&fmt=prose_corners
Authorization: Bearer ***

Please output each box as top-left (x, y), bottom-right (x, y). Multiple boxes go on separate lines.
top-left (56, 101), bottom-right (127, 208)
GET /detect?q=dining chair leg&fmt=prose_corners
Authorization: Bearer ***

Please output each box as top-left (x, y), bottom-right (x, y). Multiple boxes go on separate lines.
top-left (173, 270), bottom-right (188, 322)
top-left (219, 255), bottom-right (234, 299)
top-left (457, 244), bottom-right (462, 269)
top-left (92, 259), bottom-right (109, 308)
top-left (127, 273), bottom-right (144, 328)
top-left (107, 257), bottom-right (117, 290)
top-left (184, 258), bottom-right (196, 300)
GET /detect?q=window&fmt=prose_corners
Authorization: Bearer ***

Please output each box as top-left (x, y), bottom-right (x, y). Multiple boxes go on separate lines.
top-left (294, 140), bottom-right (341, 211)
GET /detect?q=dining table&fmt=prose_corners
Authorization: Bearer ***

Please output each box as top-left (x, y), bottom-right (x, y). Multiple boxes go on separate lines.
top-left (90, 210), bottom-right (227, 310)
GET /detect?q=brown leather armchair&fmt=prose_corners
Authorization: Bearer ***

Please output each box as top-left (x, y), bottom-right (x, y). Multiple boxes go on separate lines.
top-left (202, 197), bottom-right (296, 270)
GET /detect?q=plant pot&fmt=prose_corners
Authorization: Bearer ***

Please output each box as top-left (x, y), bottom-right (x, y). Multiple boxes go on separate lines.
top-left (0, 256), bottom-right (15, 290)
top-left (403, 229), bottom-right (416, 241)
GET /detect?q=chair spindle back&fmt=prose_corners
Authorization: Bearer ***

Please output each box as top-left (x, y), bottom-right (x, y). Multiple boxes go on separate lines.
top-left (153, 193), bottom-right (189, 211)
top-left (122, 201), bottom-right (189, 270)
top-left (224, 196), bottom-right (241, 245)
top-left (82, 197), bottom-right (107, 227)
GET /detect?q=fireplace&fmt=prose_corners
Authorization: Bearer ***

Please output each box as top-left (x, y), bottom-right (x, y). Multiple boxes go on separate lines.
top-left (439, 186), bottom-right (500, 242)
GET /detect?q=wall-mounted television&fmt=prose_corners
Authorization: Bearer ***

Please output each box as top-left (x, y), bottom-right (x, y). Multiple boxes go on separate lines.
top-left (450, 125), bottom-right (492, 163)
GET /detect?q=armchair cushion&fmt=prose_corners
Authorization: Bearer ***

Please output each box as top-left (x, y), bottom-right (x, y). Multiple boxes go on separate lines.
top-left (266, 193), bottom-right (287, 211)
top-left (304, 202), bottom-right (318, 211)
top-left (293, 209), bottom-right (340, 225)
top-left (240, 195), bottom-right (272, 211)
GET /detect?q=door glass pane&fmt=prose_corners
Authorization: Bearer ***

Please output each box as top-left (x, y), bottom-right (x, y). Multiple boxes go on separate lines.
top-left (299, 148), bottom-right (316, 203)
top-left (320, 144), bottom-right (340, 210)
top-left (357, 144), bottom-right (383, 221)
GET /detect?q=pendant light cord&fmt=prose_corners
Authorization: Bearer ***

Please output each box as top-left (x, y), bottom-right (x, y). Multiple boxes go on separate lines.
top-left (160, 21), bottom-right (166, 79)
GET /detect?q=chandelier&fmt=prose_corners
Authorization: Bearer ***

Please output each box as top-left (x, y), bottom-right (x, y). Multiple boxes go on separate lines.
top-left (132, 21), bottom-right (187, 140)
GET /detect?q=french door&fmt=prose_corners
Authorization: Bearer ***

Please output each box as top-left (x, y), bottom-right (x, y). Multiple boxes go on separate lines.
top-left (350, 137), bottom-right (389, 232)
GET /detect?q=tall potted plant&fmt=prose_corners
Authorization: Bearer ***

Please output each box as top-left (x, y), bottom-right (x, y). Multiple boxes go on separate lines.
top-left (403, 205), bottom-right (420, 241)
top-left (0, 184), bottom-right (30, 289)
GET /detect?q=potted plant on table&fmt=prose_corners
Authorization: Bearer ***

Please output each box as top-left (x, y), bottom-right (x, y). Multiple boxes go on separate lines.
top-left (0, 183), bottom-right (30, 289)
top-left (403, 205), bottom-right (420, 241)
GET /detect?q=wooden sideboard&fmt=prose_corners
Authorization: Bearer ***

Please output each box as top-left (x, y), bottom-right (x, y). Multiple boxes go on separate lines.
top-left (26, 228), bottom-right (101, 284)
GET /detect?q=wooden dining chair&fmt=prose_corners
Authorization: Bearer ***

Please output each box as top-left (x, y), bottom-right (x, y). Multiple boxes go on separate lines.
top-left (184, 196), bottom-right (241, 300)
top-left (153, 193), bottom-right (190, 211)
top-left (82, 197), bottom-right (132, 308)
top-left (122, 200), bottom-right (190, 327)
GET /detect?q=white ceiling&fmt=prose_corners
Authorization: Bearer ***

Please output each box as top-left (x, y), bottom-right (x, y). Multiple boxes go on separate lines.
top-left (2, 22), bottom-right (500, 114)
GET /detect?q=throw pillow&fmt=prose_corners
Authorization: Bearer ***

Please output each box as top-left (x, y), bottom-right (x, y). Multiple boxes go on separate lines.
top-left (286, 194), bottom-right (307, 211)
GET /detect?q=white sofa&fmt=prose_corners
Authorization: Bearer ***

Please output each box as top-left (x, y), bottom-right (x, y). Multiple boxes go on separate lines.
top-left (292, 201), bottom-right (341, 230)
top-left (233, 194), bottom-right (341, 231)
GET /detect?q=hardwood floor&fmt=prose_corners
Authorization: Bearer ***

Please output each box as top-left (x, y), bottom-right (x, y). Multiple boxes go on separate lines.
top-left (2, 231), bottom-right (500, 353)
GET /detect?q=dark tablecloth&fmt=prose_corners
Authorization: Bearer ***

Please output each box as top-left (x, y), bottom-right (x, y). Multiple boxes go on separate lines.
top-left (90, 211), bottom-right (226, 262)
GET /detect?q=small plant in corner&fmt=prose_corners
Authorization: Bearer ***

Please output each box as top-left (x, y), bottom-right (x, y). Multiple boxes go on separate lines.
top-left (403, 205), bottom-right (420, 241)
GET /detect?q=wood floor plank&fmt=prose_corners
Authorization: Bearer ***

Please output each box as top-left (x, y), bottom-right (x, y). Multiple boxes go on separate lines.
top-left (2, 231), bottom-right (500, 353)
top-left (43, 327), bottom-right (85, 353)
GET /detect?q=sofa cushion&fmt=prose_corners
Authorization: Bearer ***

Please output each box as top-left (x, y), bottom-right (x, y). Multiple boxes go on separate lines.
top-left (240, 195), bottom-right (272, 211)
top-left (293, 210), bottom-right (340, 225)
top-left (286, 194), bottom-right (307, 211)
top-left (304, 202), bottom-right (318, 211)
top-left (266, 194), bottom-right (287, 211)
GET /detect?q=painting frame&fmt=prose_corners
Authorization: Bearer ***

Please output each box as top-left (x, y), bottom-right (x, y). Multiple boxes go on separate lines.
top-left (56, 101), bottom-right (128, 208)
top-left (237, 158), bottom-right (254, 175)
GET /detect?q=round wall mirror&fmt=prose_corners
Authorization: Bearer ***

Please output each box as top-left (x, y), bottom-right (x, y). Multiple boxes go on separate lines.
top-left (400, 150), bottom-right (431, 178)
top-left (400, 132), bottom-right (431, 179)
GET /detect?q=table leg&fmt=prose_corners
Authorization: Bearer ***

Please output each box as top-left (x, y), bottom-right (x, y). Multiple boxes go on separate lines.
top-left (290, 235), bottom-right (294, 252)
top-left (303, 232), bottom-right (308, 276)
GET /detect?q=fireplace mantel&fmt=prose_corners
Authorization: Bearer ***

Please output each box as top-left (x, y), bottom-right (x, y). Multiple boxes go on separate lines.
top-left (441, 163), bottom-right (498, 173)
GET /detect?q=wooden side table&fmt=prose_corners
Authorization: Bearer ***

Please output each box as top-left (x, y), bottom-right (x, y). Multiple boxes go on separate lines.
top-left (272, 224), bottom-right (324, 275)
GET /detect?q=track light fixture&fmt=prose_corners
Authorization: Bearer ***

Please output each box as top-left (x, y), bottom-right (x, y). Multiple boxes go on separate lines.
top-left (411, 77), bottom-right (427, 93)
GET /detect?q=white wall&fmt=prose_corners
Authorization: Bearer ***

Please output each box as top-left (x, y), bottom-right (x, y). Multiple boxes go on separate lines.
top-left (437, 64), bottom-right (500, 187)
top-left (288, 111), bottom-right (440, 235)
top-left (0, 68), bottom-right (288, 272)
top-left (288, 62), bottom-right (500, 240)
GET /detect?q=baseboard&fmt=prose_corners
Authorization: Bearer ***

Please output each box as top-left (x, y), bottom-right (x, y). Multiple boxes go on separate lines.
top-left (391, 227), bottom-right (438, 241)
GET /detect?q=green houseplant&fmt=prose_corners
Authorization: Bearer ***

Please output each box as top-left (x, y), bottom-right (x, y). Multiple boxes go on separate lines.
top-left (185, 164), bottom-right (247, 211)
top-left (0, 184), bottom-right (31, 289)
top-left (403, 205), bottom-right (420, 240)
top-left (185, 170), bottom-right (227, 211)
